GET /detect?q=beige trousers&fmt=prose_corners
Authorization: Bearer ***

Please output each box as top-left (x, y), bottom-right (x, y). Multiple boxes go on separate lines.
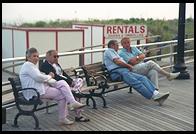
top-left (132, 60), bottom-right (161, 89)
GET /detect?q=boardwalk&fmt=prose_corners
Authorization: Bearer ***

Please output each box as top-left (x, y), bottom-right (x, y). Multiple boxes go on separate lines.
top-left (2, 63), bottom-right (194, 131)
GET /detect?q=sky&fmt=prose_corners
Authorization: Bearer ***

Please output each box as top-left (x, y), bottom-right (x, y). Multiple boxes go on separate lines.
top-left (2, 3), bottom-right (194, 24)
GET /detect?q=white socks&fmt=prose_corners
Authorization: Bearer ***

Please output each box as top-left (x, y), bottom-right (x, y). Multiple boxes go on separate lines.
top-left (151, 90), bottom-right (159, 99)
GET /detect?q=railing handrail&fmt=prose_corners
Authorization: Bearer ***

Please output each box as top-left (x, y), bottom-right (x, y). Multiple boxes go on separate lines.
top-left (2, 38), bottom-right (194, 63)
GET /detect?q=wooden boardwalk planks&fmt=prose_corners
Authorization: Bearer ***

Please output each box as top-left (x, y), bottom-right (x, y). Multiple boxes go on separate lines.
top-left (2, 64), bottom-right (194, 131)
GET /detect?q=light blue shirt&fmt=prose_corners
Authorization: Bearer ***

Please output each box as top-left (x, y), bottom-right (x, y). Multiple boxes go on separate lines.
top-left (119, 47), bottom-right (142, 63)
top-left (104, 48), bottom-right (126, 71)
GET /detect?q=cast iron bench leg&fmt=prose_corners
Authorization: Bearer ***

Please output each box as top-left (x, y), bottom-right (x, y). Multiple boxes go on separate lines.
top-left (100, 96), bottom-right (107, 108)
top-left (129, 87), bottom-right (133, 93)
top-left (13, 113), bottom-right (22, 127)
top-left (32, 113), bottom-right (41, 129)
top-left (91, 97), bottom-right (97, 109)
top-left (86, 98), bottom-right (90, 106)
top-left (86, 97), bottom-right (97, 109)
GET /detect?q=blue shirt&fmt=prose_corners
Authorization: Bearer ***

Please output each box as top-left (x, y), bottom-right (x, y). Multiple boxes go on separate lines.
top-left (119, 47), bottom-right (142, 63)
top-left (104, 48), bottom-right (126, 71)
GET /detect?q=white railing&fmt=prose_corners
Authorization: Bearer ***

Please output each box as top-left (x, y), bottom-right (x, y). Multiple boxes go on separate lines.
top-left (2, 38), bottom-right (194, 100)
top-left (2, 38), bottom-right (194, 64)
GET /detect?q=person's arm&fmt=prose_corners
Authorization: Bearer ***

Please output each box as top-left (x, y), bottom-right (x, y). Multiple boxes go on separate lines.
top-left (128, 47), bottom-right (145, 65)
top-left (56, 63), bottom-right (73, 86)
top-left (40, 62), bottom-right (63, 81)
top-left (27, 63), bottom-right (52, 82)
top-left (138, 53), bottom-right (145, 60)
top-left (113, 58), bottom-right (133, 71)
top-left (128, 53), bottom-right (145, 65)
top-left (40, 62), bottom-right (53, 75)
top-left (105, 49), bottom-right (133, 71)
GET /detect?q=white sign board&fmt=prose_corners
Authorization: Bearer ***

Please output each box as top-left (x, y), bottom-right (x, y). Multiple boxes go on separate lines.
top-left (104, 25), bottom-right (147, 39)
top-left (72, 24), bottom-right (104, 64)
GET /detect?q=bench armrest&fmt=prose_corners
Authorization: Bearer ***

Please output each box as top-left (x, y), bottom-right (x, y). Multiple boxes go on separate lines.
top-left (86, 74), bottom-right (98, 86)
top-left (93, 74), bottom-right (107, 81)
top-left (73, 68), bottom-right (85, 78)
top-left (19, 88), bottom-right (41, 99)
top-left (16, 88), bottom-right (42, 105)
top-left (90, 74), bottom-right (109, 88)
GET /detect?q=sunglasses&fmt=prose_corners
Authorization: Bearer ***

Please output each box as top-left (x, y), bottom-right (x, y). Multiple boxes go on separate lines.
top-left (53, 55), bottom-right (59, 58)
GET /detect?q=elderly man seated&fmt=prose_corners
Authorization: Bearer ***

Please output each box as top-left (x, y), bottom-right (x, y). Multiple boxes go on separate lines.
top-left (104, 40), bottom-right (170, 106)
top-left (119, 37), bottom-right (180, 89)
top-left (40, 49), bottom-right (90, 122)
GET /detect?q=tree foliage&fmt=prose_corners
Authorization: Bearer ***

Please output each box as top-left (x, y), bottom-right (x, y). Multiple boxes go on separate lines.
top-left (17, 18), bottom-right (194, 41)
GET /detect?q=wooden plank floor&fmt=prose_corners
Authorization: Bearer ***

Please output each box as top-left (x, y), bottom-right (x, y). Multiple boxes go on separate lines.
top-left (2, 63), bottom-right (194, 131)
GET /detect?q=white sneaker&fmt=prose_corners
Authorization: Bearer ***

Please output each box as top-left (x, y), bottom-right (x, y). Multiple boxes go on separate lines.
top-left (59, 118), bottom-right (74, 125)
top-left (69, 102), bottom-right (86, 110)
top-left (153, 92), bottom-right (170, 106)
top-left (167, 72), bottom-right (180, 81)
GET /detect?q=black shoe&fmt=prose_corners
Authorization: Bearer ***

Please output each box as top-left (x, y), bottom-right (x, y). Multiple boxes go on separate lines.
top-left (75, 116), bottom-right (90, 122)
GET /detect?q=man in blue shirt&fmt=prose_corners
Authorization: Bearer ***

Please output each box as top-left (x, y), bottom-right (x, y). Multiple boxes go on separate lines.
top-left (104, 40), bottom-right (170, 106)
top-left (119, 37), bottom-right (180, 89)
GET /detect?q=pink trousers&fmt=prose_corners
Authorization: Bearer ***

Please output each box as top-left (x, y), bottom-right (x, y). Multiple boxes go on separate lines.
top-left (40, 80), bottom-right (77, 122)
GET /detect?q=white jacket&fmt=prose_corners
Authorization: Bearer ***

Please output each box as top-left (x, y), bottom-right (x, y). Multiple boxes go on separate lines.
top-left (19, 61), bottom-right (52, 100)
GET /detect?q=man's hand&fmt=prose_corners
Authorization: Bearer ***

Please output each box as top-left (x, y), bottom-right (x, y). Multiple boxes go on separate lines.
top-left (129, 57), bottom-right (138, 65)
top-left (129, 54), bottom-right (145, 66)
top-left (127, 64), bottom-right (133, 71)
top-left (48, 72), bottom-right (55, 78)
top-left (71, 81), bottom-right (75, 87)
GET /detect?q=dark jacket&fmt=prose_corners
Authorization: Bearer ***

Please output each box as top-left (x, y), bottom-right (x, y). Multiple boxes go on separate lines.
top-left (40, 60), bottom-right (73, 86)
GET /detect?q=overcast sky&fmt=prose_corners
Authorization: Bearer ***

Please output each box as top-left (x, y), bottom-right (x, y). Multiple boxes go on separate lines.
top-left (2, 3), bottom-right (194, 24)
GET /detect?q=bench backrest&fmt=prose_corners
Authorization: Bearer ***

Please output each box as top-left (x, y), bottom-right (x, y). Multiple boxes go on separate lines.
top-left (8, 76), bottom-right (23, 99)
top-left (82, 62), bottom-right (109, 86)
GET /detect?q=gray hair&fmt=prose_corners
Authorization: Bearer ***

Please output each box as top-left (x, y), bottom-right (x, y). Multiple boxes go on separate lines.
top-left (25, 47), bottom-right (38, 61)
top-left (107, 40), bottom-right (118, 48)
top-left (46, 50), bottom-right (56, 57)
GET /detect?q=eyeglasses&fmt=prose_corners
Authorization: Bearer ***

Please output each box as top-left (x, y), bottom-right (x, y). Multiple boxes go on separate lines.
top-left (53, 55), bottom-right (59, 58)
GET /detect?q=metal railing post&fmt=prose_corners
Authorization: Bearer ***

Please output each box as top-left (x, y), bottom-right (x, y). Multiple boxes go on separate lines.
top-left (169, 43), bottom-right (173, 72)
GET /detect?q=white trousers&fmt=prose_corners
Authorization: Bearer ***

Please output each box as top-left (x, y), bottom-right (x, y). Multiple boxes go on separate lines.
top-left (132, 60), bottom-right (161, 89)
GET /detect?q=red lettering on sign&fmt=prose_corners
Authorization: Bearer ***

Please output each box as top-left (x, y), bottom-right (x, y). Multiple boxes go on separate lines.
top-left (135, 26), bottom-right (139, 33)
top-left (128, 26), bottom-right (134, 33)
top-left (104, 25), bottom-right (147, 39)
top-left (124, 26), bottom-right (129, 33)
top-left (117, 26), bottom-right (123, 34)
top-left (107, 26), bottom-right (112, 34)
top-left (140, 25), bottom-right (145, 33)
top-left (113, 26), bottom-right (117, 34)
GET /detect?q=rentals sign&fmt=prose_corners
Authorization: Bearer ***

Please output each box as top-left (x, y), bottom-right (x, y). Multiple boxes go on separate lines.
top-left (104, 25), bottom-right (147, 39)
